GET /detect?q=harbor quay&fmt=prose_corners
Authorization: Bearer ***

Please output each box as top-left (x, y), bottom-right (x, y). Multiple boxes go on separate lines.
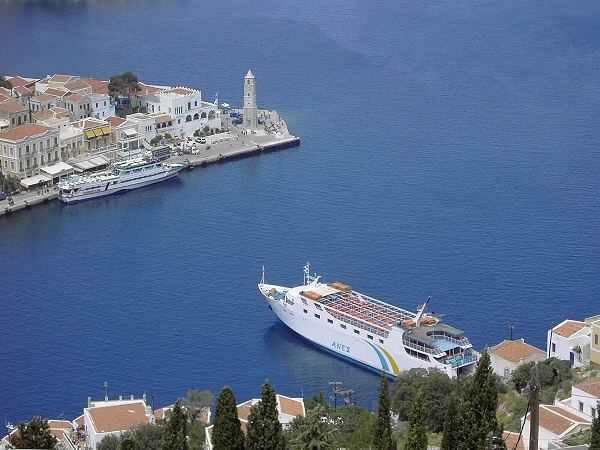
top-left (0, 70), bottom-right (300, 216)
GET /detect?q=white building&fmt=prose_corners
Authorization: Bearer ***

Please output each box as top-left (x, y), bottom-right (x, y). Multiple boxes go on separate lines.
top-left (547, 320), bottom-right (591, 367)
top-left (83, 397), bottom-right (153, 450)
top-left (558, 377), bottom-right (600, 419)
top-left (89, 93), bottom-right (115, 120)
top-left (243, 70), bottom-right (257, 130)
top-left (205, 394), bottom-right (304, 450)
top-left (489, 339), bottom-right (546, 379)
top-left (0, 124), bottom-right (60, 178)
top-left (139, 86), bottom-right (220, 137)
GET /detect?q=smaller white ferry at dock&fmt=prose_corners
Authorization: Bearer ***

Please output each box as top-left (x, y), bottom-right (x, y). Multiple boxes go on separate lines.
top-left (258, 264), bottom-right (478, 378)
top-left (58, 152), bottom-right (185, 203)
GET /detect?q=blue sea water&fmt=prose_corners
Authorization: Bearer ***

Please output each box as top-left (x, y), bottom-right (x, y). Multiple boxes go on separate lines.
top-left (1, 0), bottom-right (599, 422)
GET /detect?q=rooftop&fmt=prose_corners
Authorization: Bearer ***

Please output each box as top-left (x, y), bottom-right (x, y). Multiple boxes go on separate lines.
top-left (573, 377), bottom-right (600, 398)
top-left (86, 401), bottom-right (150, 433)
top-left (489, 339), bottom-right (546, 363)
top-left (527, 405), bottom-right (590, 436)
top-left (0, 124), bottom-right (57, 142)
top-left (553, 320), bottom-right (589, 338)
top-left (32, 93), bottom-right (58, 102)
top-left (502, 431), bottom-right (525, 450)
top-left (49, 74), bottom-right (78, 84)
top-left (0, 102), bottom-right (28, 113)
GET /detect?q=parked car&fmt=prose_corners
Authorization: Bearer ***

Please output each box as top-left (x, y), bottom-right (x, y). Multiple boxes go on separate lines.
top-left (195, 137), bottom-right (206, 144)
top-left (0, 192), bottom-right (6, 201)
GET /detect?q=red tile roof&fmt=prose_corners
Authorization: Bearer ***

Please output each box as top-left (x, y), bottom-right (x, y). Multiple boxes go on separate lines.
top-left (87, 401), bottom-right (150, 433)
top-left (44, 88), bottom-right (68, 97)
top-left (65, 80), bottom-right (91, 91)
top-left (277, 395), bottom-right (304, 417)
top-left (31, 94), bottom-right (58, 103)
top-left (154, 114), bottom-right (173, 123)
top-left (66, 94), bottom-right (86, 103)
top-left (502, 431), bottom-right (525, 450)
top-left (0, 93), bottom-right (12, 103)
top-left (527, 405), bottom-right (590, 436)
top-left (490, 339), bottom-right (546, 364)
top-left (106, 116), bottom-right (126, 127)
top-left (80, 77), bottom-right (109, 94)
top-left (0, 102), bottom-right (28, 113)
top-left (0, 124), bottom-right (56, 141)
top-left (14, 85), bottom-right (33, 96)
top-left (573, 377), bottom-right (600, 398)
top-left (554, 320), bottom-right (589, 338)
top-left (49, 74), bottom-right (77, 84)
top-left (7, 76), bottom-right (31, 87)
top-left (165, 87), bottom-right (195, 96)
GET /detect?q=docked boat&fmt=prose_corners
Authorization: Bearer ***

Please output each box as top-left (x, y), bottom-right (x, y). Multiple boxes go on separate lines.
top-left (258, 264), bottom-right (478, 378)
top-left (57, 153), bottom-right (185, 203)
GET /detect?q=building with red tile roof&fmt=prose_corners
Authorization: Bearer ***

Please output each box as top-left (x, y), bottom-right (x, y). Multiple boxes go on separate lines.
top-left (522, 404), bottom-right (590, 450)
top-left (548, 318), bottom-right (593, 368)
top-left (0, 124), bottom-right (60, 178)
top-left (489, 338), bottom-right (546, 378)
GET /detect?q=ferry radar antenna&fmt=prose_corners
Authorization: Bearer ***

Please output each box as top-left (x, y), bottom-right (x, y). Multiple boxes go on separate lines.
top-left (415, 296), bottom-right (431, 327)
top-left (261, 266), bottom-right (265, 284)
top-left (303, 262), bottom-right (310, 285)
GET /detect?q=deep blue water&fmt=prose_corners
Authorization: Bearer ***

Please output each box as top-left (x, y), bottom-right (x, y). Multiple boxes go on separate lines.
top-left (1, 0), bottom-right (599, 422)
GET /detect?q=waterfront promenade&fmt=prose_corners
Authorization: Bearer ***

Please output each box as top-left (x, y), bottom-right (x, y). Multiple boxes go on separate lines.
top-left (0, 109), bottom-right (299, 217)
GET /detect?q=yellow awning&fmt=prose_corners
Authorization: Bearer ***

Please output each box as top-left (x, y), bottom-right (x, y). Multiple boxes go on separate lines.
top-left (85, 130), bottom-right (96, 139)
top-left (101, 126), bottom-right (110, 135)
top-left (93, 128), bottom-right (104, 138)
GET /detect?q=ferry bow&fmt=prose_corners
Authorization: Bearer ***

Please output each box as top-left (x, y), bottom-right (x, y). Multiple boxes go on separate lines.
top-left (258, 264), bottom-right (478, 378)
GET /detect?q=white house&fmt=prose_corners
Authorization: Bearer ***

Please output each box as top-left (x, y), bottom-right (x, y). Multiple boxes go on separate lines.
top-left (521, 404), bottom-right (590, 450)
top-left (83, 398), bottom-right (153, 450)
top-left (547, 320), bottom-right (591, 367)
top-left (558, 377), bottom-right (600, 419)
top-left (89, 93), bottom-right (115, 120)
top-left (489, 339), bottom-right (546, 379)
top-left (205, 394), bottom-right (304, 450)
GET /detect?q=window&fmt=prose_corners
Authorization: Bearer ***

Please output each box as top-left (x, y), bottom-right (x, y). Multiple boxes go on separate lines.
top-left (504, 368), bottom-right (510, 378)
top-left (194, 101), bottom-right (197, 106)
top-left (592, 407), bottom-right (596, 418)
top-left (570, 352), bottom-right (575, 364)
top-left (327, 319), bottom-right (333, 324)
top-left (340, 324), bottom-right (346, 330)
top-left (551, 342), bottom-right (556, 353)
top-left (303, 309), bottom-right (307, 314)
top-left (579, 401), bottom-right (584, 412)
top-left (367, 334), bottom-right (373, 340)
top-left (379, 339), bottom-right (384, 344)
top-left (314, 314), bottom-right (320, 319)
top-left (595, 334), bottom-right (599, 345)
top-left (354, 329), bottom-right (360, 335)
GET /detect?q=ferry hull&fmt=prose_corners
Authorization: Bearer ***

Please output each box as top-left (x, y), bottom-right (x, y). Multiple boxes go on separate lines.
top-left (260, 285), bottom-right (443, 378)
top-left (59, 167), bottom-right (182, 204)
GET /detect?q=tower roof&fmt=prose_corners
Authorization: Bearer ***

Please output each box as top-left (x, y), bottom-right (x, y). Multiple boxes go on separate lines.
top-left (245, 70), bottom-right (255, 79)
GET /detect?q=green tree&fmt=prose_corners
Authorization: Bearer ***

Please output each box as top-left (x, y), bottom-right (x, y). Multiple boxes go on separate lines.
top-left (188, 421), bottom-right (206, 450)
top-left (108, 71), bottom-right (141, 113)
top-left (98, 434), bottom-right (120, 450)
top-left (9, 417), bottom-right (58, 449)
top-left (118, 436), bottom-right (136, 450)
top-left (212, 386), bottom-right (245, 450)
top-left (0, 76), bottom-right (11, 89)
top-left (162, 402), bottom-right (188, 450)
top-left (403, 394), bottom-right (427, 450)
top-left (331, 405), bottom-right (376, 450)
top-left (0, 173), bottom-right (21, 193)
top-left (440, 394), bottom-right (459, 450)
top-left (590, 407), bottom-right (600, 450)
top-left (181, 389), bottom-right (213, 422)
top-left (373, 372), bottom-right (394, 450)
top-left (457, 350), bottom-right (501, 450)
top-left (304, 392), bottom-right (329, 412)
top-left (131, 422), bottom-right (165, 450)
top-left (245, 380), bottom-right (285, 450)
top-left (291, 405), bottom-right (336, 450)
top-left (150, 134), bottom-right (163, 146)
top-left (393, 368), bottom-right (456, 432)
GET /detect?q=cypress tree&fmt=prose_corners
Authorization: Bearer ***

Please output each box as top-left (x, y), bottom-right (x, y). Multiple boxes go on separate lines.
top-left (212, 386), bottom-right (245, 450)
top-left (294, 405), bottom-right (336, 450)
top-left (245, 380), bottom-right (285, 450)
top-left (373, 372), bottom-right (395, 450)
top-left (457, 350), bottom-right (500, 450)
top-left (162, 402), bottom-right (188, 450)
top-left (403, 394), bottom-right (427, 450)
top-left (590, 407), bottom-right (600, 450)
top-left (440, 394), bottom-right (459, 450)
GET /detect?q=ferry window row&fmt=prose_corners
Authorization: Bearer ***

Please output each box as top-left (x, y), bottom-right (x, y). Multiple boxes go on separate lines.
top-left (306, 313), bottom-right (385, 344)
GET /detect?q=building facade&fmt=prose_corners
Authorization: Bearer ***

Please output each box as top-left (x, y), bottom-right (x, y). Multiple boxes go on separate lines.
top-left (0, 124), bottom-right (60, 178)
top-left (590, 316), bottom-right (600, 366)
top-left (0, 102), bottom-right (31, 129)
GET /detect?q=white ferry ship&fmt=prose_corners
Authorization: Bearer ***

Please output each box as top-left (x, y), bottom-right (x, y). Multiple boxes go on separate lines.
top-left (258, 264), bottom-right (478, 378)
top-left (58, 153), bottom-right (185, 203)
